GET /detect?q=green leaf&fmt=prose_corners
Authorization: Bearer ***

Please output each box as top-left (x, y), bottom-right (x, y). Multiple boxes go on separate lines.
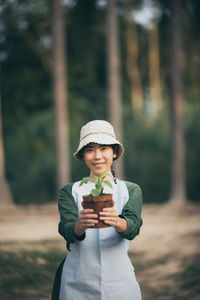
top-left (104, 180), bottom-right (113, 189)
top-left (91, 188), bottom-right (102, 197)
top-left (101, 175), bottom-right (106, 181)
top-left (104, 173), bottom-right (112, 177)
top-left (95, 180), bottom-right (101, 187)
top-left (80, 177), bottom-right (90, 186)
top-left (97, 177), bottom-right (101, 185)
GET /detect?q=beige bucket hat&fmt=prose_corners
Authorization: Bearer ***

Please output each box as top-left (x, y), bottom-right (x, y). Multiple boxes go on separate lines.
top-left (74, 120), bottom-right (124, 160)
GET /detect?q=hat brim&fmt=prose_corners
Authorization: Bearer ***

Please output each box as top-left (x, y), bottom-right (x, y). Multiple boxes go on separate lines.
top-left (73, 133), bottom-right (124, 160)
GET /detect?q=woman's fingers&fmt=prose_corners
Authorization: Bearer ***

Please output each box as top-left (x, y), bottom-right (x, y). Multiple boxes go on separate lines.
top-left (99, 206), bottom-right (119, 226)
top-left (80, 210), bottom-right (98, 220)
top-left (99, 206), bottom-right (118, 216)
top-left (79, 205), bottom-right (120, 228)
top-left (100, 216), bottom-right (120, 227)
top-left (79, 209), bottom-right (99, 228)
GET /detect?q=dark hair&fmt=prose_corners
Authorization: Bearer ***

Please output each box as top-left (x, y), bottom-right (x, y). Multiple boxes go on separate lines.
top-left (77, 145), bottom-right (87, 160)
top-left (77, 143), bottom-right (119, 161)
top-left (111, 165), bottom-right (117, 184)
top-left (111, 144), bottom-right (119, 160)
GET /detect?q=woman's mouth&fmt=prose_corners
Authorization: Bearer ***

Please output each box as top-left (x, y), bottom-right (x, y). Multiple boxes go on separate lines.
top-left (93, 162), bottom-right (105, 167)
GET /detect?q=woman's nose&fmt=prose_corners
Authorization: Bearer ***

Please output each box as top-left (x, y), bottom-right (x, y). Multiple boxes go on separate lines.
top-left (94, 149), bottom-right (102, 159)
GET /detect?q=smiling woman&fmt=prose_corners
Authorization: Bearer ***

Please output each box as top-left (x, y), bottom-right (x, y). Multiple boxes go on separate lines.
top-left (83, 144), bottom-right (117, 177)
top-left (52, 120), bottom-right (143, 300)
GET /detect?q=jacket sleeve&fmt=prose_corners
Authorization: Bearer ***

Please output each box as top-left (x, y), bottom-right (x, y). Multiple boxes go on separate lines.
top-left (58, 184), bottom-right (85, 250)
top-left (117, 181), bottom-right (143, 240)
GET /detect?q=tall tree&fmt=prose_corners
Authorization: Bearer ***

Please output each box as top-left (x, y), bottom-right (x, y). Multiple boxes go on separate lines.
top-left (126, 6), bottom-right (143, 116)
top-left (169, 0), bottom-right (186, 203)
top-left (0, 93), bottom-right (13, 205)
top-left (107, 0), bottom-right (124, 178)
top-left (52, 0), bottom-right (70, 188)
top-left (148, 19), bottom-right (162, 115)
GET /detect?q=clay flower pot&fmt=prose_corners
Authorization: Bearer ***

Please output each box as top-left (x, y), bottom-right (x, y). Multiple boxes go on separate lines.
top-left (82, 194), bottom-right (113, 228)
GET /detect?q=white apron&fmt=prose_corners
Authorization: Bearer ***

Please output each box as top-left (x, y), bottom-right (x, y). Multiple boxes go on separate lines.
top-left (59, 180), bottom-right (142, 300)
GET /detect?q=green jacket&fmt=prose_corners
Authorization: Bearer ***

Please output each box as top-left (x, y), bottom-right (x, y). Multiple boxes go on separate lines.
top-left (58, 180), bottom-right (143, 251)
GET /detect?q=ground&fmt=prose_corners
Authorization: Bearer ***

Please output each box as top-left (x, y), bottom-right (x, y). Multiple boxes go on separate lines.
top-left (0, 202), bottom-right (199, 300)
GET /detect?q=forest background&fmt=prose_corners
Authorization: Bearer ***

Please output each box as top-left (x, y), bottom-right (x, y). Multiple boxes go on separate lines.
top-left (0, 1), bottom-right (200, 299)
top-left (0, 0), bottom-right (200, 206)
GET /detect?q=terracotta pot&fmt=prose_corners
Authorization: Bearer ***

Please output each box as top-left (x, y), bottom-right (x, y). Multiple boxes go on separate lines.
top-left (82, 194), bottom-right (113, 228)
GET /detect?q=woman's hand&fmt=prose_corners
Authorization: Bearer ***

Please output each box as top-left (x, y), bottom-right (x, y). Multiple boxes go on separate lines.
top-left (74, 206), bottom-right (98, 237)
top-left (99, 200), bottom-right (127, 233)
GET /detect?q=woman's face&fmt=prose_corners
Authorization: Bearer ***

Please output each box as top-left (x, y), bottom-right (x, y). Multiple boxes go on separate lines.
top-left (83, 143), bottom-right (117, 177)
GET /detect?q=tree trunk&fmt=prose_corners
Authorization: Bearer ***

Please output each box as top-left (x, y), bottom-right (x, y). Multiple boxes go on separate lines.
top-left (52, 0), bottom-right (70, 189)
top-left (0, 94), bottom-right (13, 205)
top-left (148, 21), bottom-right (162, 116)
top-left (106, 0), bottom-right (124, 179)
top-left (126, 9), bottom-right (143, 116)
top-left (169, 0), bottom-right (186, 203)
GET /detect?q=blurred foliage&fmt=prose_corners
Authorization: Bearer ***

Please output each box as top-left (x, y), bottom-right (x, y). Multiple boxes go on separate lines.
top-left (124, 111), bottom-right (171, 203)
top-left (0, 0), bottom-right (200, 203)
top-left (185, 102), bottom-right (200, 203)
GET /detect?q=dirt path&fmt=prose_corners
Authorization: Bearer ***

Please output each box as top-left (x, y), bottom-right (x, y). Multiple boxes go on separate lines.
top-left (0, 204), bottom-right (60, 242)
top-left (131, 203), bottom-right (200, 299)
top-left (0, 202), bottom-right (200, 299)
top-left (132, 202), bottom-right (200, 258)
top-left (1, 202), bottom-right (199, 254)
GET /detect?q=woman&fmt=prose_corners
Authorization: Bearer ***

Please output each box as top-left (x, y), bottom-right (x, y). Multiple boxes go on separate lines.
top-left (52, 120), bottom-right (143, 300)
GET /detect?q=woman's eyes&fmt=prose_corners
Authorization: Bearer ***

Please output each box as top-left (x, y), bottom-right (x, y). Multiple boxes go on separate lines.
top-left (85, 146), bottom-right (109, 153)
top-left (86, 148), bottom-right (93, 152)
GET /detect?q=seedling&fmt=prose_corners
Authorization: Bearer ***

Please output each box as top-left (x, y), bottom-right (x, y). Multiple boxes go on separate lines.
top-left (80, 172), bottom-right (113, 197)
